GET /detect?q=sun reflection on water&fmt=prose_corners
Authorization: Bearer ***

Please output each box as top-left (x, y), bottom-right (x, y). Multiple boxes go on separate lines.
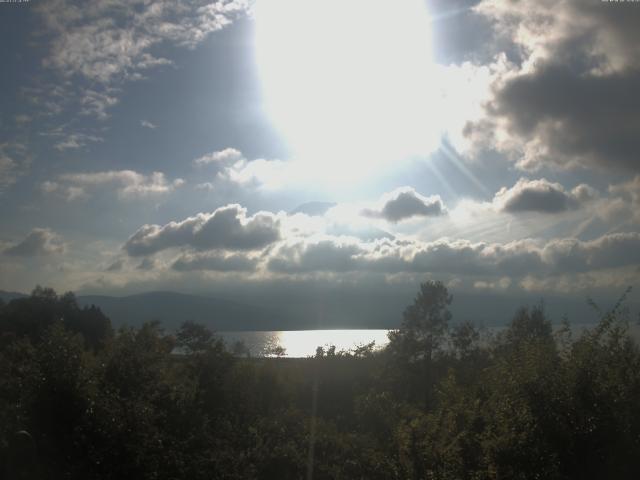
top-left (223, 329), bottom-right (391, 358)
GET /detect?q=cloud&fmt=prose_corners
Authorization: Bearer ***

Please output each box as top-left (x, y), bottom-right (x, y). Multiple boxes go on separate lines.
top-left (0, 143), bottom-right (30, 194)
top-left (33, 0), bottom-right (250, 121)
top-left (43, 170), bottom-right (184, 200)
top-left (172, 252), bottom-right (258, 272)
top-left (465, 1), bottom-right (640, 172)
top-left (609, 175), bottom-right (640, 206)
top-left (475, 0), bottom-right (640, 72)
top-left (106, 259), bottom-right (124, 272)
top-left (219, 157), bottom-right (290, 190)
top-left (41, 181), bottom-right (88, 201)
top-left (88, 198), bottom-right (640, 295)
top-left (488, 66), bottom-right (640, 171)
top-left (493, 178), bottom-right (597, 214)
top-left (268, 239), bottom-right (364, 274)
top-left (15, 114), bottom-right (32, 125)
top-left (136, 257), bottom-right (156, 271)
top-left (53, 133), bottom-right (103, 151)
top-left (266, 236), bottom-right (542, 277)
top-left (3, 228), bottom-right (66, 257)
top-left (194, 147), bottom-right (298, 190)
top-left (540, 233), bottom-right (640, 274)
top-left (79, 89), bottom-right (119, 120)
top-left (195, 182), bottom-right (215, 191)
top-left (572, 175), bottom-right (640, 230)
top-left (426, 0), bottom-right (495, 65)
top-left (193, 147), bottom-right (243, 166)
top-left (124, 204), bottom-right (281, 256)
top-left (362, 187), bottom-right (446, 222)
top-left (140, 120), bottom-right (157, 129)
top-left (265, 229), bottom-right (640, 281)
top-left (39, 1), bottom-right (250, 82)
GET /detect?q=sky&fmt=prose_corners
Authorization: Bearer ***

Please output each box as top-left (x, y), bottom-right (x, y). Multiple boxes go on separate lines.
top-left (1, 0), bottom-right (640, 325)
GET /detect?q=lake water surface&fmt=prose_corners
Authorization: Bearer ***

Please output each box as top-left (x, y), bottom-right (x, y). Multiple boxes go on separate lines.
top-left (221, 323), bottom-right (640, 358)
top-left (221, 329), bottom-right (390, 357)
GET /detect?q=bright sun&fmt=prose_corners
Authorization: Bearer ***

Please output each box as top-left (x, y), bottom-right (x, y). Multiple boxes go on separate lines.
top-left (254, 0), bottom-right (439, 184)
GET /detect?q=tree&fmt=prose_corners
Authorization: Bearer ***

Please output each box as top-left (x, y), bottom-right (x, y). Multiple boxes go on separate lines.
top-left (386, 280), bottom-right (453, 409)
top-left (450, 320), bottom-right (480, 359)
top-left (0, 287), bottom-right (112, 349)
top-left (265, 344), bottom-right (287, 358)
top-left (388, 280), bottom-right (452, 364)
top-left (175, 320), bottom-right (215, 354)
top-left (501, 303), bottom-right (553, 352)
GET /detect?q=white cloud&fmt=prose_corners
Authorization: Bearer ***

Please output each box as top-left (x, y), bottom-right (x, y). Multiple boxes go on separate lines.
top-left (34, 0), bottom-right (250, 121)
top-left (43, 169), bottom-right (184, 200)
top-left (79, 88), bottom-right (119, 120)
top-left (193, 148), bottom-right (292, 190)
top-left (41, 181), bottom-right (88, 201)
top-left (53, 133), bottom-right (103, 151)
top-left (140, 120), bottom-right (157, 129)
top-left (193, 147), bottom-right (243, 166)
top-left (219, 157), bottom-right (290, 190)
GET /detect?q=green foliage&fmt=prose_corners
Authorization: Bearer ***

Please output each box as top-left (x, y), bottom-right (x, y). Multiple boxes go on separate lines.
top-left (0, 286), bottom-right (112, 350)
top-left (1, 284), bottom-right (640, 479)
top-left (388, 280), bottom-right (453, 363)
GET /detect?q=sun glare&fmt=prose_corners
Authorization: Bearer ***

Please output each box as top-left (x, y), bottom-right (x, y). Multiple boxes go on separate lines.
top-left (255, 0), bottom-right (439, 184)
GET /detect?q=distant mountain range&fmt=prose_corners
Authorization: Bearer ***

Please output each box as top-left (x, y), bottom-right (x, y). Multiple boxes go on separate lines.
top-left (0, 289), bottom-right (406, 331)
top-left (0, 290), bottom-right (289, 331)
top-left (0, 290), bottom-right (28, 303)
top-left (2, 288), bottom-right (634, 332)
top-left (79, 291), bottom-right (294, 331)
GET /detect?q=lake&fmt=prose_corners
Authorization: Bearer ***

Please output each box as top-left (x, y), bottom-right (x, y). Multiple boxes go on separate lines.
top-left (221, 329), bottom-right (391, 357)
top-left (220, 322), bottom-right (640, 358)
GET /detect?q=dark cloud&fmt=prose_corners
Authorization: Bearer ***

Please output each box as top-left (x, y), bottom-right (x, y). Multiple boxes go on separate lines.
top-left (137, 257), bottom-right (156, 271)
top-left (266, 232), bottom-right (640, 278)
top-left (124, 204), bottom-right (280, 256)
top-left (268, 240), bottom-right (363, 274)
top-left (172, 252), bottom-right (258, 272)
top-left (363, 187), bottom-right (446, 222)
top-left (476, 0), bottom-right (640, 69)
top-left (409, 239), bottom-right (542, 277)
top-left (468, 1), bottom-right (640, 172)
top-left (490, 65), bottom-right (640, 171)
top-left (494, 178), bottom-right (596, 214)
top-left (427, 0), bottom-right (494, 64)
top-left (106, 259), bottom-right (124, 272)
top-left (266, 237), bottom-right (535, 277)
top-left (3, 228), bottom-right (65, 257)
top-left (542, 233), bottom-right (640, 274)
